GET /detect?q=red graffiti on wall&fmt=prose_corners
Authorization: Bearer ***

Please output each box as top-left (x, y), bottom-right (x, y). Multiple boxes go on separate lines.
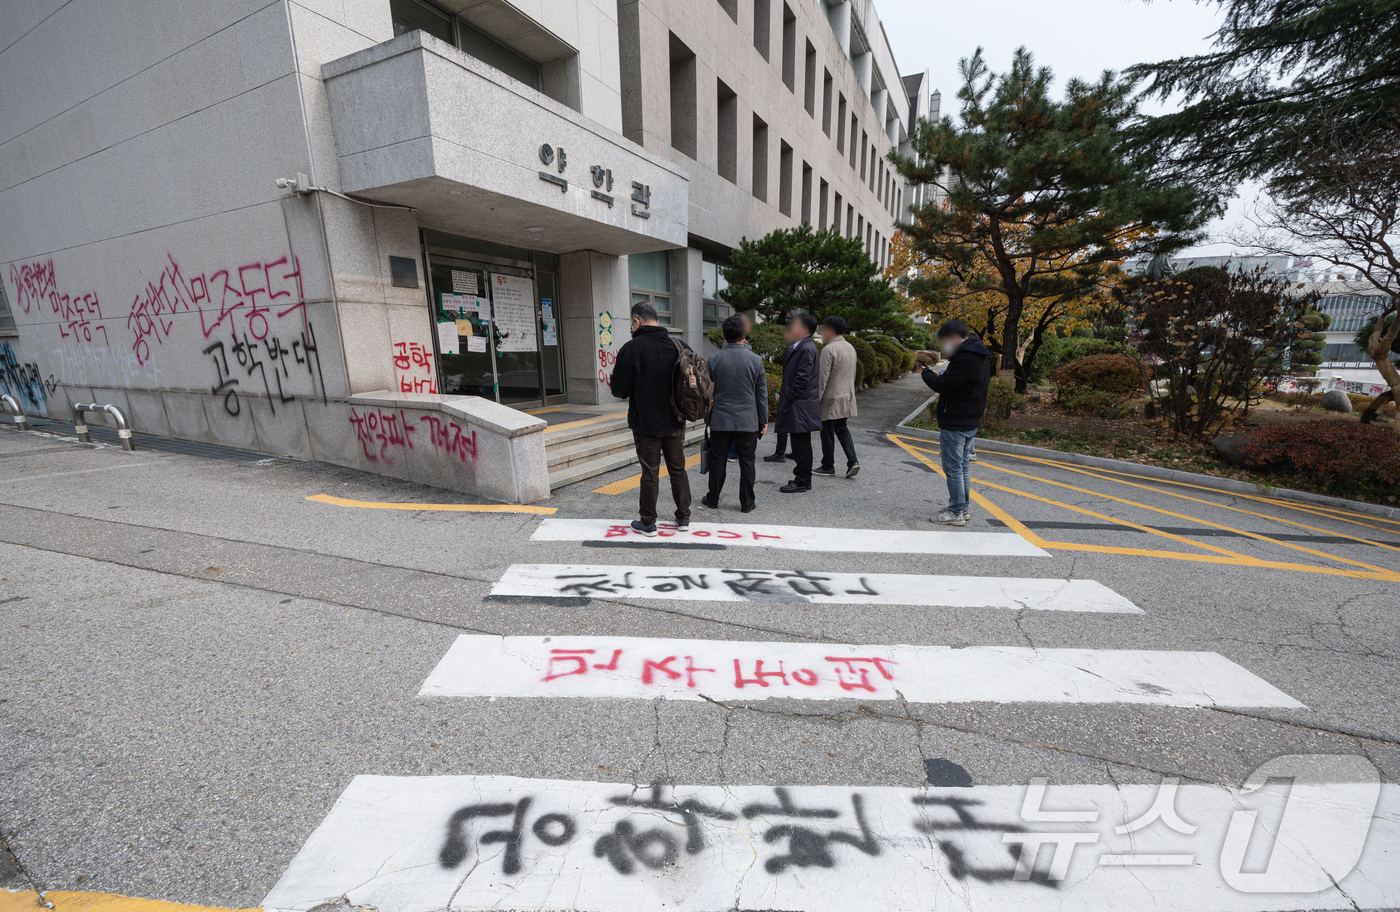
top-left (349, 407), bottom-right (417, 465)
top-left (597, 348), bottom-right (617, 385)
top-left (127, 253), bottom-right (305, 365)
top-left (348, 409), bottom-right (481, 468)
top-left (7, 259), bottom-right (106, 344)
top-left (419, 415), bottom-right (478, 464)
top-left (393, 341), bottom-right (437, 394)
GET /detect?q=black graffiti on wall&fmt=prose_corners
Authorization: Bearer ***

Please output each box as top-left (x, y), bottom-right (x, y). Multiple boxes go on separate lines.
top-left (0, 341), bottom-right (54, 410)
top-left (201, 322), bottom-right (325, 418)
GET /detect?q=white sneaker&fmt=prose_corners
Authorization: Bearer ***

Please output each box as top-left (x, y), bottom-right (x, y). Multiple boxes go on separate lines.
top-left (962, 506), bottom-right (974, 521)
top-left (969, 452), bottom-right (978, 462)
top-left (931, 509), bottom-right (967, 526)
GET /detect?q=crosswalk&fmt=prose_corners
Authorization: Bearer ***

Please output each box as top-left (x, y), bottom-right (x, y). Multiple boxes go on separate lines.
top-left (261, 513), bottom-right (1395, 912)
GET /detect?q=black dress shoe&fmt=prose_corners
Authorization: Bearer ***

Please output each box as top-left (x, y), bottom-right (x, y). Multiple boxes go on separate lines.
top-left (763, 453), bottom-right (787, 463)
top-left (846, 463), bottom-right (860, 478)
top-left (813, 466), bottom-right (837, 476)
top-left (780, 481), bottom-right (811, 493)
top-left (700, 494), bottom-right (719, 509)
top-left (741, 504), bottom-right (757, 513)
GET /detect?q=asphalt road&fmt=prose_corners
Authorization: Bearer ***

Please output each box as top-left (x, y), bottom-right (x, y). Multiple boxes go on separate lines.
top-left (1, 373), bottom-right (1397, 912)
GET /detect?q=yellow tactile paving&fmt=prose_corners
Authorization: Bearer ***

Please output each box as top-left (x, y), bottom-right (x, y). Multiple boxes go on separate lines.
top-left (543, 413), bottom-right (627, 434)
top-left (592, 453), bottom-right (702, 495)
top-left (305, 494), bottom-right (556, 514)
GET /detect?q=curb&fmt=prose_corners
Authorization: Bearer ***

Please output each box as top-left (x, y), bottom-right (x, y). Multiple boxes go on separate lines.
top-left (894, 415), bottom-right (1400, 522)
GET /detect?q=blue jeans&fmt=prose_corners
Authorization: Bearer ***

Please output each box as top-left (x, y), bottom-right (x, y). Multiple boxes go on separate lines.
top-left (940, 428), bottom-right (977, 514)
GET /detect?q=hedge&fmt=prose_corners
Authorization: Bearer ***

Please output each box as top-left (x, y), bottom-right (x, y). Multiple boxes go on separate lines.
top-left (1236, 422), bottom-right (1400, 498)
top-left (706, 323), bottom-right (917, 392)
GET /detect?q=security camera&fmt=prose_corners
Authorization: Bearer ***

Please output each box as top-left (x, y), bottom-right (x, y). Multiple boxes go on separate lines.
top-left (274, 177), bottom-right (295, 189)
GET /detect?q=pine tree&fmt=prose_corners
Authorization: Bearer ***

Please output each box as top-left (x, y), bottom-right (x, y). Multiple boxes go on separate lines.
top-left (719, 225), bottom-right (913, 335)
top-left (1129, 0), bottom-right (1400, 195)
top-left (892, 47), bottom-right (1213, 388)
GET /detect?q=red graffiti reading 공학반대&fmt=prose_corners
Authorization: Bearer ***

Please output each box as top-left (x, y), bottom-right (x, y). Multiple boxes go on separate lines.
top-left (393, 341), bottom-right (438, 394)
top-left (127, 253), bottom-right (306, 365)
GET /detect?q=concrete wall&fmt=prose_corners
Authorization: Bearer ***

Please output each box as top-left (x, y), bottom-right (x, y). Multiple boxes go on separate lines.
top-left (0, 1), bottom-right (548, 500)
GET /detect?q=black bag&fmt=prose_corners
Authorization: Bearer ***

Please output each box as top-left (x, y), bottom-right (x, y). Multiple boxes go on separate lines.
top-left (669, 337), bottom-right (714, 422)
top-left (699, 426), bottom-right (711, 474)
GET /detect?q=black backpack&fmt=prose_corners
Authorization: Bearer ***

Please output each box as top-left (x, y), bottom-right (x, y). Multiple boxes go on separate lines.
top-left (669, 337), bottom-right (713, 422)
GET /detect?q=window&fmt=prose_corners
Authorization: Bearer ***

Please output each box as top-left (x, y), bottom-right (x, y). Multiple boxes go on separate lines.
top-left (752, 115), bottom-right (769, 201)
top-left (832, 191), bottom-right (843, 233)
top-left (801, 162), bottom-right (813, 224)
top-left (846, 203), bottom-right (854, 238)
top-left (718, 0), bottom-right (739, 23)
top-left (392, 0), bottom-right (453, 43)
top-left (818, 178), bottom-right (829, 229)
top-left (849, 117), bottom-right (858, 168)
top-left (859, 132), bottom-right (867, 180)
top-left (804, 40), bottom-right (817, 116)
top-left (836, 93), bottom-right (847, 151)
top-left (629, 251), bottom-right (671, 326)
top-left (753, 0), bottom-right (771, 60)
top-left (717, 79), bottom-right (738, 183)
top-left (669, 33), bottom-right (697, 159)
top-left (821, 69), bottom-right (833, 135)
top-left (457, 20), bottom-right (541, 89)
top-left (781, 4), bottom-right (796, 93)
top-left (857, 214), bottom-right (864, 249)
top-left (779, 140), bottom-right (794, 216)
top-left (0, 282), bottom-right (15, 336)
top-left (702, 256), bottom-right (732, 330)
top-left (869, 144), bottom-right (877, 190)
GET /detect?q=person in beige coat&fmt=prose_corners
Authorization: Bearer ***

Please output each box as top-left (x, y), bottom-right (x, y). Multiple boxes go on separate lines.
top-left (815, 315), bottom-right (860, 478)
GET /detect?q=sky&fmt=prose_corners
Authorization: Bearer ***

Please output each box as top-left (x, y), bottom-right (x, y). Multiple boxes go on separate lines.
top-left (877, 0), bottom-right (1253, 254)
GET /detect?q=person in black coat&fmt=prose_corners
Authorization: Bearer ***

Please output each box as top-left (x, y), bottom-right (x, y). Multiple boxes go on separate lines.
top-left (774, 312), bottom-right (822, 493)
top-left (609, 301), bottom-right (692, 536)
top-left (920, 319), bottom-right (990, 526)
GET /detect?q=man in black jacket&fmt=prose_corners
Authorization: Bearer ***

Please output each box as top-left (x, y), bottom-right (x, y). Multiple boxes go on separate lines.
top-left (774, 312), bottom-right (822, 493)
top-left (920, 319), bottom-right (990, 526)
top-left (610, 301), bottom-right (692, 536)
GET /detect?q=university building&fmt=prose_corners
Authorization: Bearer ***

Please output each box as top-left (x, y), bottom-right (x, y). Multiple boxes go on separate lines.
top-left (0, 0), bottom-right (929, 502)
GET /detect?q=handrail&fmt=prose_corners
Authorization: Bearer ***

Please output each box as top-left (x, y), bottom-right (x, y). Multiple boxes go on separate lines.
top-left (0, 393), bottom-right (27, 431)
top-left (73, 402), bottom-right (135, 451)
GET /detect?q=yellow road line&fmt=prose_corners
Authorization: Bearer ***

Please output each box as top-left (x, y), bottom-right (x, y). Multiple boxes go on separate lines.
top-left (0, 890), bottom-right (253, 912)
top-left (544, 413), bottom-right (625, 434)
top-left (982, 449), bottom-right (1400, 555)
top-left (887, 434), bottom-right (1400, 581)
top-left (894, 433), bottom-right (1400, 533)
top-left (306, 493), bottom-right (556, 514)
top-left (592, 453), bottom-right (702, 495)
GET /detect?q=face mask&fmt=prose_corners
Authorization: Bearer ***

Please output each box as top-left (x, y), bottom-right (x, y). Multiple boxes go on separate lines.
top-left (942, 339), bottom-right (960, 356)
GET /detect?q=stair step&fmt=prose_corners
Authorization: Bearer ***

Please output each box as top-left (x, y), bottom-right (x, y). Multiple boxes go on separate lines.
top-left (548, 425), bottom-right (705, 490)
top-left (547, 428), bottom-right (637, 469)
top-left (542, 413), bottom-right (629, 445)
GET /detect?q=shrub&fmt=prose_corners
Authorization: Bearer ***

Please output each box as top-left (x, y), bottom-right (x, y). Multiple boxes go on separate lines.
top-left (1236, 423), bottom-right (1400, 497)
top-left (848, 335), bottom-right (879, 388)
top-left (914, 350), bottom-right (939, 368)
top-left (867, 337), bottom-right (908, 381)
top-left (1050, 355), bottom-right (1145, 395)
top-left (762, 361), bottom-right (783, 421)
top-left (982, 376), bottom-right (1021, 432)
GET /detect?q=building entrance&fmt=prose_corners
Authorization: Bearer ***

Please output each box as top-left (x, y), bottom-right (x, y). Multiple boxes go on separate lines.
top-left (423, 231), bottom-right (566, 408)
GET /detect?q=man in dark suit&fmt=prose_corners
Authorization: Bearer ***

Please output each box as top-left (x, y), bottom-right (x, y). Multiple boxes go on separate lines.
top-left (774, 312), bottom-right (821, 493)
top-left (609, 301), bottom-right (692, 536)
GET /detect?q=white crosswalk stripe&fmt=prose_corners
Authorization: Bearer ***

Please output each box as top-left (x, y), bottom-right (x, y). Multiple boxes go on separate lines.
top-left (492, 563), bottom-right (1141, 611)
top-left (531, 517), bottom-right (1049, 555)
top-left (420, 635), bottom-right (1304, 708)
top-left (261, 773), bottom-right (1398, 912)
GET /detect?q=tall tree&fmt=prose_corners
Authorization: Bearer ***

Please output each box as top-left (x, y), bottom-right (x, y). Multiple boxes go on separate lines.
top-left (1241, 117), bottom-right (1400, 427)
top-left (892, 48), bottom-right (1213, 388)
top-left (719, 225), bottom-right (913, 335)
top-left (1129, 0), bottom-right (1400, 197)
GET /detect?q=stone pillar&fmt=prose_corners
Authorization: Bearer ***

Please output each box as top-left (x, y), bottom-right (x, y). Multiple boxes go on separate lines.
top-left (674, 246), bottom-right (704, 350)
top-left (560, 250), bottom-right (629, 405)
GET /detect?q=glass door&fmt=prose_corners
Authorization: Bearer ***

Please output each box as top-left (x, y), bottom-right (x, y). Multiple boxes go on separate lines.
top-left (429, 259), bottom-right (497, 399)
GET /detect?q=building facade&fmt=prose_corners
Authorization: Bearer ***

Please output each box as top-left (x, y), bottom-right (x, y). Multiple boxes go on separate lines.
top-left (0, 0), bottom-right (918, 501)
